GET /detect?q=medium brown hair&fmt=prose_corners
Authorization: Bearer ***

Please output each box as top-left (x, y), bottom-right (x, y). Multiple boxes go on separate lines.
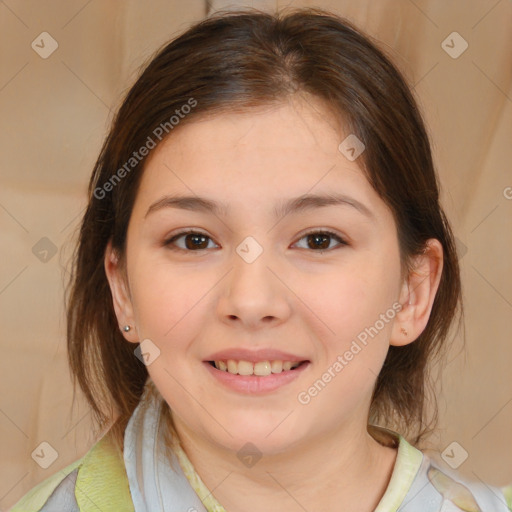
top-left (65, 6), bottom-right (463, 453)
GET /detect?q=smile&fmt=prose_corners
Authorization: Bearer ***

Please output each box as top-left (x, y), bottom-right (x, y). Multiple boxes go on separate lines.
top-left (204, 360), bottom-right (311, 394)
top-left (209, 359), bottom-right (306, 376)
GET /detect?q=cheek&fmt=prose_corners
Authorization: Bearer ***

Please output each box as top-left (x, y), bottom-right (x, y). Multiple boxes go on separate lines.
top-left (304, 251), bottom-right (399, 371)
top-left (129, 258), bottom-right (209, 340)
top-left (308, 255), bottom-right (395, 331)
top-left (296, 273), bottom-right (396, 417)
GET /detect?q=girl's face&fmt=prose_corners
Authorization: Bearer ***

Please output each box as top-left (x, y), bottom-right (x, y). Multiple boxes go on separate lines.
top-left (107, 96), bottom-right (411, 454)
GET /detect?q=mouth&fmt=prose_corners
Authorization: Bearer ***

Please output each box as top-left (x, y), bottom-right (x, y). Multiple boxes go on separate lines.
top-left (206, 359), bottom-right (310, 376)
top-left (203, 358), bottom-right (311, 394)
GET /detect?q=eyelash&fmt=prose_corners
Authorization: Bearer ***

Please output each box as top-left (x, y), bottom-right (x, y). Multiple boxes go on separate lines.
top-left (163, 229), bottom-right (348, 253)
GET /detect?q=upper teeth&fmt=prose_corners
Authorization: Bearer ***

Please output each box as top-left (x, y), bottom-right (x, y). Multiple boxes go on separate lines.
top-left (214, 360), bottom-right (301, 376)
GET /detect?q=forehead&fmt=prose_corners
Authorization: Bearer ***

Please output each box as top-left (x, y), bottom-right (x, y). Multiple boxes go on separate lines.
top-left (148, 97), bottom-right (346, 165)
top-left (132, 97), bottom-right (387, 221)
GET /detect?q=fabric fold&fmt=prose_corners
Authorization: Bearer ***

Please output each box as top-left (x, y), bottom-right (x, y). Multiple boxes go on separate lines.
top-left (123, 385), bottom-right (209, 512)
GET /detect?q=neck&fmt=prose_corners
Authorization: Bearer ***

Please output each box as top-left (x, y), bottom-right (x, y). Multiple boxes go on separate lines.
top-left (171, 416), bottom-right (398, 512)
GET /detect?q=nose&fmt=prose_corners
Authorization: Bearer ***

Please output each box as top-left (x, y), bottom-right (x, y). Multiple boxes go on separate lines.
top-left (216, 244), bottom-right (292, 330)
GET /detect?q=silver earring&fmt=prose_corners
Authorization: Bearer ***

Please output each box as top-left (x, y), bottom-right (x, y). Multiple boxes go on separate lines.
top-left (123, 325), bottom-right (131, 332)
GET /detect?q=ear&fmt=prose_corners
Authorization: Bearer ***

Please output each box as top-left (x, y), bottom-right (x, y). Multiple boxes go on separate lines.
top-left (390, 238), bottom-right (443, 346)
top-left (104, 239), bottom-right (138, 343)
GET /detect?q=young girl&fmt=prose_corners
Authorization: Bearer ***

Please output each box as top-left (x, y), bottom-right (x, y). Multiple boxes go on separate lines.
top-left (10, 7), bottom-right (512, 512)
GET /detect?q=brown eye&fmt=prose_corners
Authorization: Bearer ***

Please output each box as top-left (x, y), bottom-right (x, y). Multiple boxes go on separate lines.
top-left (294, 230), bottom-right (347, 251)
top-left (164, 230), bottom-right (217, 251)
top-left (307, 233), bottom-right (330, 250)
top-left (183, 233), bottom-right (209, 250)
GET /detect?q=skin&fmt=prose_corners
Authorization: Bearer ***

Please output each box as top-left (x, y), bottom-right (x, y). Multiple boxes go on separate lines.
top-left (105, 94), bottom-right (443, 512)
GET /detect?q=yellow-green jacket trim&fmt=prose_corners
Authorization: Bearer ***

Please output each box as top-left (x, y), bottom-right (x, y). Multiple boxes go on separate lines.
top-left (10, 433), bottom-right (133, 512)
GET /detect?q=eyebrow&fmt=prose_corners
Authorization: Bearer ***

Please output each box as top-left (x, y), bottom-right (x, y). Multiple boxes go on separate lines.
top-left (144, 193), bottom-right (374, 220)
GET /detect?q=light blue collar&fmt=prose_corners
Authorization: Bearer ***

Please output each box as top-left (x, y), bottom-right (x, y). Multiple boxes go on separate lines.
top-left (123, 386), bottom-right (208, 512)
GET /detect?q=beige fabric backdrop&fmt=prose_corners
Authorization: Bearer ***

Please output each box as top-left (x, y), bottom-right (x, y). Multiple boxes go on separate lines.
top-left (1, 0), bottom-right (511, 509)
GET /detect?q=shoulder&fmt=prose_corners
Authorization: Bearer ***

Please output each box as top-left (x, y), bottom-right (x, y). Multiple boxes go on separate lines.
top-left (9, 433), bottom-right (134, 512)
top-left (403, 448), bottom-right (512, 512)
top-left (370, 426), bottom-right (512, 512)
top-left (9, 456), bottom-right (83, 512)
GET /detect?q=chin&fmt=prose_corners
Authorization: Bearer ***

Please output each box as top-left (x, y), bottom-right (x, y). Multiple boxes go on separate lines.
top-left (208, 415), bottom-right (306, 456)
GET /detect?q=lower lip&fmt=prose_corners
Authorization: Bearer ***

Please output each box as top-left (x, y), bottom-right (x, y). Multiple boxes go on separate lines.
top-left (203, 361), bottom-right (310, 394)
